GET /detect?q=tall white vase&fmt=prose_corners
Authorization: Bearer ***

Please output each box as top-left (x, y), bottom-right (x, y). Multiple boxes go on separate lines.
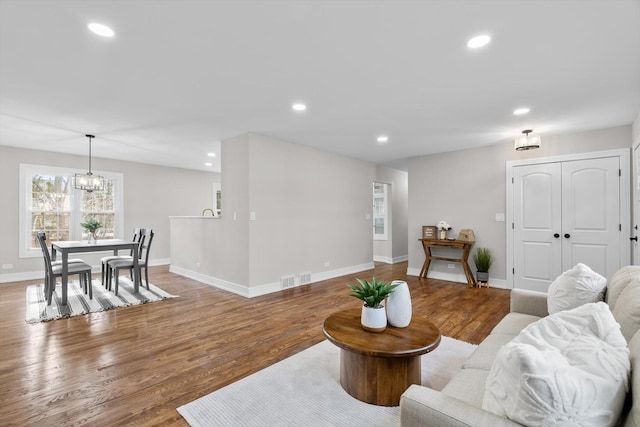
top-left (386, 280), bottom-right (412, 328)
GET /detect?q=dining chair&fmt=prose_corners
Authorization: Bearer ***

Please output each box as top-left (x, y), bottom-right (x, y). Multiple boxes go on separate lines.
top-left (108, 229), bottom-right (154, 296)
top-left (36, 231), bottom-right (94, 304)
top-left (100, 228), bottom-right (142, 287)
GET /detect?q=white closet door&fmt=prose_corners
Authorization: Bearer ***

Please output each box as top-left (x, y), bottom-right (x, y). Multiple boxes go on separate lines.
top-left (513, 163), bottom-right (562, 292)
top-left (561, 157), bottom-right (620, 278)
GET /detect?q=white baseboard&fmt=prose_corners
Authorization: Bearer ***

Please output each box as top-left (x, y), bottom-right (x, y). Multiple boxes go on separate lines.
top-left (406, 267), bottom-right (510, 289)
top-left (0, 258), bottom-right (171, 284)
top-left (169, 262), bottom-right (376, 299)
top-left (373, 255), bottom-right (408, 264)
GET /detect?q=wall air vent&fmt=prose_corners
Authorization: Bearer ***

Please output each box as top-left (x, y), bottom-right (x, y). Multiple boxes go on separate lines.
top-left (281, 275), bottom-right (295, 289)
top-left (299, 272), bottom-right (312, 285)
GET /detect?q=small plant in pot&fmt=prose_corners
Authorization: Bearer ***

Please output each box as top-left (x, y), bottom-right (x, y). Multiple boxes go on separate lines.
top-left (473, 247), bottom-right (494, 283)
top-left (348, 277), bottom-right (399, 332)
top-left (81, 218), bottom-right (102, 243)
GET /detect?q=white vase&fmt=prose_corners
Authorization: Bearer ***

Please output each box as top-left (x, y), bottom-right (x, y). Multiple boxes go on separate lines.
top-left (386, 280), bottom-right (412, 328)
top-left (361, 305), bottom-right (387, 332)
top-left (439, 229), bottom-right (447, 239)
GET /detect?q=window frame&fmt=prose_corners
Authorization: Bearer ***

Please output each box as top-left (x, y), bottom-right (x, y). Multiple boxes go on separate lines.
top-left (19, 163), bottom-right (124, 258)
top-left (373, 181), bottom-right (389, 241)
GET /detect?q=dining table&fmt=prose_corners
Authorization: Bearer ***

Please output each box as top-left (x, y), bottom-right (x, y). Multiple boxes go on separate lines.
top-left (51, 239), bottom-right (140, 306)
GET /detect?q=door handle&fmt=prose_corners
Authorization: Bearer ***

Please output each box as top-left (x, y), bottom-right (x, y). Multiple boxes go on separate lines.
top-left (631, 236), bottom-right (638, 242)
top-left (553, 233), bottom-right (560, 238)
top-left (564, 233), bottom-right (571, 238)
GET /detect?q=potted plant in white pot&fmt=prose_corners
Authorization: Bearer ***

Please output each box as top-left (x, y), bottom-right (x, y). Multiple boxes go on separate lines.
top-left (348, 277), bottom-right (399, 332)
top-left (473, 247), bottom-right (494, 283)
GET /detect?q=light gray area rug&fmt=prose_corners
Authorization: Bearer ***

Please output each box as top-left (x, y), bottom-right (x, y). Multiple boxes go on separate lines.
top-left (178, 336), bottom-right (477, 427)
top-left (25, 277), bottom-right (178, 323)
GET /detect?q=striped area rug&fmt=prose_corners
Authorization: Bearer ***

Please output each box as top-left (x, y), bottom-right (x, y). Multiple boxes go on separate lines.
top-left (25, 277), bottom-right (178, 323)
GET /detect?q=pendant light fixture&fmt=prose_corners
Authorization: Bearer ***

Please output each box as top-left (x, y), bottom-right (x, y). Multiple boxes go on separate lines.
top-left (514, 129), bottom-right (541, 151)
top-left (74, 134), bottom-right (105, 192)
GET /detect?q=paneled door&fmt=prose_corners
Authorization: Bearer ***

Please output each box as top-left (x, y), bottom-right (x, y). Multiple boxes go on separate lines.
top-left (513, 157), bottom-right (620, 292)
top-left (633, 143), bottom-right (640, 265)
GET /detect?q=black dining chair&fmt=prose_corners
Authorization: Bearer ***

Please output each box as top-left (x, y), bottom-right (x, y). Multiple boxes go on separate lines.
top-left (36, 231), bottom-right (94, 304)
top-left (100, 228), bottom-right (143, 288)
top-left (108, 229), bottom-right (154, 295)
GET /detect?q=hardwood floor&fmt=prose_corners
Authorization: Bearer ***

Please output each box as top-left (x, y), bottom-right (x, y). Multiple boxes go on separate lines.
top-left (0, 262), bottom-right (510, 426)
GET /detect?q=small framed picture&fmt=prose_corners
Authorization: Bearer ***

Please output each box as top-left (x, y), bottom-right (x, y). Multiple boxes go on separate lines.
top-left (422, 226), bottom-right (437, 239)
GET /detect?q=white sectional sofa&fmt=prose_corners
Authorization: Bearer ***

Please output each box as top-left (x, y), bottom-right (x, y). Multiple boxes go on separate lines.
top-left (400, 266), bottom-right (640, 427)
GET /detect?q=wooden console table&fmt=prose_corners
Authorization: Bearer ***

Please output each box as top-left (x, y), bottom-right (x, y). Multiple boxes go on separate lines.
top-left (418, 238), bottom-right (477, 287)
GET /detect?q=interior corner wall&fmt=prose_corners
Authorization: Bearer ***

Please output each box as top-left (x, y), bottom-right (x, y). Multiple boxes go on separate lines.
top-left (0, 145), bottom-right (219, 280)
top-left (374, 166), bottom-right (408, 262)
top-left (407, 125), bottom-right (633, 283)
top-left (218, 134), bottom-right (251, 286)
top-left (245, 133), bottom-right (375, 287)
top-left (633, 112), bottom-right (640, 143)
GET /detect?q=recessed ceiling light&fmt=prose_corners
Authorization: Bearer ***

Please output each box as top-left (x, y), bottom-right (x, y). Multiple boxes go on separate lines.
top-left (513, 107), bottom-right (530, 116)
top-left (467, 34), bottom-right (490, 49)
top-left (88, 22), bottom-right (115, 38)
top-left (377, 135), bottom-right (389, 143)
top-left (205, 162), bottom-right (212, 167)
top-left (292, 103), bottom-right (307, 112)
top-left (207, 152), bottom-right (216, 157)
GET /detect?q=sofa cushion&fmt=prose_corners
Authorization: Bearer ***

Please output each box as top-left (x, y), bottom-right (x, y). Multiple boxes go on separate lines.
top-left (547, 263), bottom-right (606, 315)
top-left (606, 265), bottom-right (640, 310)
top-left (612, 275), bottom-right (640, 342)
top-left (622, 330), bottom-right (640, 427)
top-left (441, 368), bottom-right (489, 408)
top-left (491, 312), bottom-right (541, 335)
top-left (483, 302), bottom-right (630, 427)
top-left (462, 334), bottom-right (517, 370)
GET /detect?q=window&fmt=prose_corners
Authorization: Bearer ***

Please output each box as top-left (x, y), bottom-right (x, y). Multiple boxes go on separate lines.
top-left (20, 164), bottom-right (123, 258)
top-left (373, 182), bottom-right (388, 241)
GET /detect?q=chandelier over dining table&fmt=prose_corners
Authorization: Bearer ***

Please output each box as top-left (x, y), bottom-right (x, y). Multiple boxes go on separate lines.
top-left (74, 134), bottom-right (105, 192)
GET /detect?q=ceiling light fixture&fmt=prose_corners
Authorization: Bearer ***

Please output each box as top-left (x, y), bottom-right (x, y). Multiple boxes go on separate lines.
top-left (207, 152), bottom-right (216, 157)
top-left (377, 135), bottom-right (389, 143)
top-left (292, 103), bottom-right (307, 112)
top-left (205, 162), bottom-right (213, 167)
top-left (514, 129), bottom-right (541, 151)
top-left (88, 22), bottom-right (115, 38)
top-left (74, 134), bottom-right (105, 192)
top-left (513, 107), bottom-right (530, 116)
top-left (467, 34), bottom-right (491, 49)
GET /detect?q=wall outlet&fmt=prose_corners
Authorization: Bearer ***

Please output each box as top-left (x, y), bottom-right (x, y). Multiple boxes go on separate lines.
top-left (448, 263), bottom-right (456, 269)
top-left (495, 213), bottom-right (505, 222)
top-left (324, 261), bottom-right (330, 267)
top-left (195, 262), bottom-right (201, 269)
top-left (1, 264), bottom-right (12, 270)
top-left (250, 211), bottom-right (256, 221)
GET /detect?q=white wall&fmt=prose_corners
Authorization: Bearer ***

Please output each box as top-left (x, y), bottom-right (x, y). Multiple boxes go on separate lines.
top-left (407, 125), bottom-right (633, 285)
top-left (170, 132), bottom-right (376, 296)
top-left (0, 145), bottom-right (219, 282)
top-left (246, 133), bottom-right (375, 287)
top-left (374, 166), bottom-right (408, 263)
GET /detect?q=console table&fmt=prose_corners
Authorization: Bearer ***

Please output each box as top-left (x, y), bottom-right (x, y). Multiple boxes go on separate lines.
top-left (418, 238), bottom-right (477, 287)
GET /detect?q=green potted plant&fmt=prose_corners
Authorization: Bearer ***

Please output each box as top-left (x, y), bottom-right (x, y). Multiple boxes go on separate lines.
top-left (473, 247), bottom-right (494, 283)
top-left (348, 277), bottom-right (399, 332)
top-left (81, 218), bottom-right (102, 243)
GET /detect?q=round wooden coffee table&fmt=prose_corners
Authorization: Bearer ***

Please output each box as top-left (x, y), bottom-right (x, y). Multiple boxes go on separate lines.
top-left (322, 309), bottom-right (441, 406)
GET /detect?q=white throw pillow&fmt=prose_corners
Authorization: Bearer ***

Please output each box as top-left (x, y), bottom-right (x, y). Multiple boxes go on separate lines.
top-left (547, 263), bottom-right (606, 315)
top-left (482, 302), bottom-right (630, 427)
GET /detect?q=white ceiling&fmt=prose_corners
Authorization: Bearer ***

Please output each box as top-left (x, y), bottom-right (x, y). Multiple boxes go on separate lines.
top-left (1, 0), bottom-right (639, 173)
